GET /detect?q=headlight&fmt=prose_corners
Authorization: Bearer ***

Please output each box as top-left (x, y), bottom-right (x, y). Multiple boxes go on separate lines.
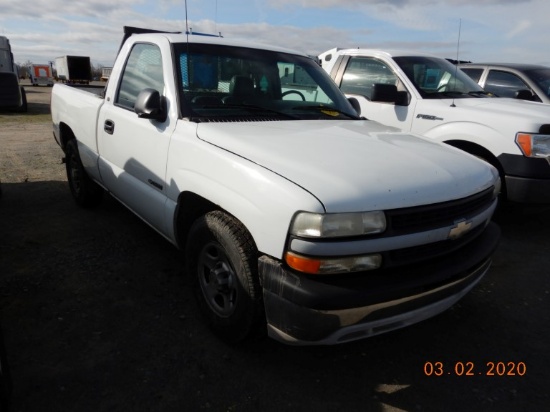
top-left (285, 251), bottom-right (382, 275)
top-left (515, 133), bottom-right (550, 158)
top-left (290, 211), bottom-right (386, 238)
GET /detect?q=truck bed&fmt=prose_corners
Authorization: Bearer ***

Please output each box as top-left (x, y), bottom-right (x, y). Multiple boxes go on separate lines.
top-left (51, 83), bottom-right (105, 152)
top-left (62, 83), bottom-right (106, 97)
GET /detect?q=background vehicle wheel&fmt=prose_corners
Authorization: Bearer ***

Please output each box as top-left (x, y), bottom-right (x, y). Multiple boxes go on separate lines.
top-left (186, 211), bottom-right (263, 343)
top-left (65, 139), bottom-right (103, 208)
top-left (18, 87), bottom-right (27, 113)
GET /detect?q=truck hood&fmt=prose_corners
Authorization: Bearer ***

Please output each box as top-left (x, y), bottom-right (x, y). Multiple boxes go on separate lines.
top-left (196, 120), bottom-right (496, 212)
top-left (424, 96), bottom-right (550, 126)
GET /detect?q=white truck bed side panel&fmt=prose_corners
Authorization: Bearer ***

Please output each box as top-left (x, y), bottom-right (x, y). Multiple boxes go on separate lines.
top-left (51, 84), bottom-right (104, 176)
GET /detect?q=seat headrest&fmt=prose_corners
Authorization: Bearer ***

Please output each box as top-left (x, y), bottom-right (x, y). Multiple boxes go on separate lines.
top-left (229, 75), bottom-right (254, 97)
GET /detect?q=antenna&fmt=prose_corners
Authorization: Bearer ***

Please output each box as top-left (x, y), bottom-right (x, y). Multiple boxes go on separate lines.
top-left (185, 0), bottom-right (189, 38)
top-left (215, 0), bottom-right (218, 36)
top-left (450, 18), bottom-right (462, 108)
top-left (184, 0), bottom-right (222, 37)
top-left (455, 19), bottom-right (462, 65)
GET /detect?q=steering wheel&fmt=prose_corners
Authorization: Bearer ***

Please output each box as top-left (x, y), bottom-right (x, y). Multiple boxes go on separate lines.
top-left (436, 84), bottom-right (447, 92)
top-left (282, 90), bottom-right (306, 101)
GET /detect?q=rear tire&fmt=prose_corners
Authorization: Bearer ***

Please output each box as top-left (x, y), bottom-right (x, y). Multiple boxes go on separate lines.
top-left (65, 139), bottom-right (103, 208)
top-left (186, 211), bottom-right (263, 343)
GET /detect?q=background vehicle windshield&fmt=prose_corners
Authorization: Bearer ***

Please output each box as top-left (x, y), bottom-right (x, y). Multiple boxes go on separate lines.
top-left (393, 56), bottom-right (485, 98)
top-left (525, 68), bottom-right (550, 99)
top-left (174, 43), bottom-right (358, 120)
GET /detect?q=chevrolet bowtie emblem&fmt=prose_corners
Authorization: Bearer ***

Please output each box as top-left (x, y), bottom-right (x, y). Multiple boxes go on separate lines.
top-left (448, 219), bottom-right (472, 240)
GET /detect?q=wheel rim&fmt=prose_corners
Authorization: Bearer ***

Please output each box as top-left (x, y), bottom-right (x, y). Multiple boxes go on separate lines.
top-left (197, 241), bottom-right (238, 318)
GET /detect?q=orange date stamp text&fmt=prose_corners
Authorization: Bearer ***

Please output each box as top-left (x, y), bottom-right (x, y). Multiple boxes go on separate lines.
top-left (423, 361), bottom-right (526, 377)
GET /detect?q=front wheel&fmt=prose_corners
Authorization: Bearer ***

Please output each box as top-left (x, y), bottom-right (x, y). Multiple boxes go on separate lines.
top-left (186, 211), bottom-right (263, 343)
top-left (65, 139), bottom-right (103, 208)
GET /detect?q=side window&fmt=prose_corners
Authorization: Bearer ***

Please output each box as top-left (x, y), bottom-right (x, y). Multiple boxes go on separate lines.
top-left (485, 70), bottom-right (529, 98)
top-left (461, 68), bottom-right (484, 83)
top-left (340, 57), bottom-right (398, 99)
top-left (116, 43), bottom-right (164, 109)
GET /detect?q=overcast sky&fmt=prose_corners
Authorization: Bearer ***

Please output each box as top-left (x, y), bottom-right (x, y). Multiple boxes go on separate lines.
top-left (1, 0), bottom-right (548, 68)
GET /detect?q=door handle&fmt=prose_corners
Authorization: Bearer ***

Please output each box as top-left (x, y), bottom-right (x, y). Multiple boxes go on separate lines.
top-left (104, 119), bottom-right (115, 134)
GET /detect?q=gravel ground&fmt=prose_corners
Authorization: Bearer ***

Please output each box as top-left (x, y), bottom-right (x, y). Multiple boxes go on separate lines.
top-left (0, 82), bottom-right (549, 412)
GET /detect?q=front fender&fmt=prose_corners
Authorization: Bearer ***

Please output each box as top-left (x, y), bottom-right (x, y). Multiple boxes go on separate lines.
top-left (419, 121), bottom-right (522, 158)
top-left (166, 122), bottom-right (324, 259)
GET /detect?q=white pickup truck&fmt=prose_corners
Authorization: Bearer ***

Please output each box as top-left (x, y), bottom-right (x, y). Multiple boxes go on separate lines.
top-left (319, 48), bottom-right (550, 204)
top-left (51, 27), bottom-right (500, 345)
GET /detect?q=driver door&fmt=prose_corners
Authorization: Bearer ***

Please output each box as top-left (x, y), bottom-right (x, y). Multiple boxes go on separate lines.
top-left (97, 42), bottom-right (175, 234)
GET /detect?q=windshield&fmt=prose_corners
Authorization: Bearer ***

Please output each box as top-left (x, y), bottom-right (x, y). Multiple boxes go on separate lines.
top-left (525, 68), bottom-right (550, 99)
top-left (173, 43), bottom-right (358, 121)
top-left (393, 56), bottom-right (487, 99)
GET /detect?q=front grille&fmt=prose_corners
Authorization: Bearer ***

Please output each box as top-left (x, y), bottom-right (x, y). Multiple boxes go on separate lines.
top-left (387, 223), bottom-right (485, 267)
top-left (386, 187), bottom-right (494, 235)
top-left (380, 188), bottom-right (495, 268)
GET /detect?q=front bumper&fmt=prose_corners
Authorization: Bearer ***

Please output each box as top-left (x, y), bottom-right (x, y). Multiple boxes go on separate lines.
top-left (505, 176), bottom-right (550, 203)
top-left (259, 222), bottom-right (500, 345)
top-left (499, 153), bottom-right (550, 203)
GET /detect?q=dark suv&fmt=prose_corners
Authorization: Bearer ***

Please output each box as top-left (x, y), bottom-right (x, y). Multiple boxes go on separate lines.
top-left (459, 63), bottom-right (550, 104)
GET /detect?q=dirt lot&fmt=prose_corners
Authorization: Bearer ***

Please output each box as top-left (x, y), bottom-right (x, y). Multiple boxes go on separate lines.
top-left (0, 82), bottom-right (549, 412)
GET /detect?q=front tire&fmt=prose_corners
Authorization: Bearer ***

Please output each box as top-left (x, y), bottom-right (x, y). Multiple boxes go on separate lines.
top-left (65, 139), bottom-right (103, 208)
top-left (186, 211), bottom-right (263, 343)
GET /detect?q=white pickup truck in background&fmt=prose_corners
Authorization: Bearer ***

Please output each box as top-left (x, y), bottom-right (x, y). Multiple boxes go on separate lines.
top-left (51, 27), bottom-right (500, 345)
top-left (319, 48), bottom-right (550, 204)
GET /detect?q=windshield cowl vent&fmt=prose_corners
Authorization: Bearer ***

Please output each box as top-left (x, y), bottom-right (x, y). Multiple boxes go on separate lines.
top-left (192, 116), bottom-right (287, 123)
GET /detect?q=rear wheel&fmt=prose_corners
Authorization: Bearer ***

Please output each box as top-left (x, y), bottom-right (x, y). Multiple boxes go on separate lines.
top-left (186, 211), bottom-right (263, 343)
top-left (65, 139), bottom-right (103, 208)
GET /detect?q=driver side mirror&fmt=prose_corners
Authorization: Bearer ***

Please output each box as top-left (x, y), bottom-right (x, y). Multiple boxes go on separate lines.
top-left (371, 83), bottom-right (398, 103)
top-left (370, 84), bottom-right (409, 106)
top-left (514, 89), bottom-right (535, 101)
top-left (134, 88), bottom-right (167, 122)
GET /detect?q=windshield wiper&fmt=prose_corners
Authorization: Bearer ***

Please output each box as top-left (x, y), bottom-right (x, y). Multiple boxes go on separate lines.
top-left (467, 91), bottom-right (492, 97)
top-left (427, 91), bottom-right (467, 97)
top-left (429, 90), bottom-right (491, 98)
top-left (229, 103), bottom-right (300, 119)
top-left (291, 105), bottom-right (360, 119)
top-left (195, 102), bottom-right (298, 119)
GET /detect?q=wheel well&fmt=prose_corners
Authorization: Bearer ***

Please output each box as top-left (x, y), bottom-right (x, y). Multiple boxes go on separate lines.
top-left (175, 192), bottom-right (218, 251)
top-left (445, 140), bottom-right (502, 173)
top-left (445, 139), bottom-right (507, 196)
top-left (59, 122), bottom-right (76, 150)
